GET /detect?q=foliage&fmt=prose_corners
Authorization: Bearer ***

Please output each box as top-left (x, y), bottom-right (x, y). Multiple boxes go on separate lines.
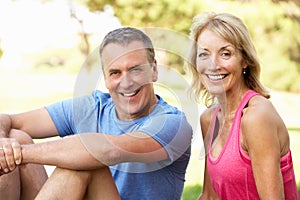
top-left (228, 1), bottom-right (300, 92)
top-left (82, 0), bottom-right (300, 93)
top-left (86, 0), bottom-right (203, 34)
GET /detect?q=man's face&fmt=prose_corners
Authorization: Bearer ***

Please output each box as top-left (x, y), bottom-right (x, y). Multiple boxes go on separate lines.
top-left (102, 41), bottom-right (158, 120)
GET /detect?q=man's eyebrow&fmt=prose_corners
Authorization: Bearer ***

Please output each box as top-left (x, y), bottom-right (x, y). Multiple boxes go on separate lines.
top-left (106, 68), bottom-right (120, 73)
top-left (128, 65), bottom-right (141, 70)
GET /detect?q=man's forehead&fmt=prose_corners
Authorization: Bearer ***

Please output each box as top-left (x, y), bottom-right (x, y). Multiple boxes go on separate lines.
top-left (102, 41), bottom-right (147, 54)
top-left (102, 41), bottom-right (148, 61)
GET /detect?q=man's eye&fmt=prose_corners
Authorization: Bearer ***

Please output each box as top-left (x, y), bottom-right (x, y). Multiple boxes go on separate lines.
top-left (109, 71), bottom-right (120, 76)
top-left (133, 66), bottom-right (143, 71)
top-left (130, 66), bottom-right (143, 74)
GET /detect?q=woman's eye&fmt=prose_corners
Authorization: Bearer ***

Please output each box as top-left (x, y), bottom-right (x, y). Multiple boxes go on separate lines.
top-left (198, 52), bottom-right (208, 59)
top-left (221, 52), bottom-right (231, 59)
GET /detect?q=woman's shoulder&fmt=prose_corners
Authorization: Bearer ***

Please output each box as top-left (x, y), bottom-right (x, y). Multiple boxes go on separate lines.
top-left (200, 105), bottom-right (219, 138)
top-left (241, 93), bottom-right (290, 157)
top-left (241, 94), bottom-right (287, 141)
top-left (242, 94), bottom-right (277, 123)
top-left (200, 105), bottom-right (219, 123)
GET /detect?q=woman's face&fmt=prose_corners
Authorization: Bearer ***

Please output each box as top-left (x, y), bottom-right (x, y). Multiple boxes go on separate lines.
top-left (196, 29), bottom-right (247, 96)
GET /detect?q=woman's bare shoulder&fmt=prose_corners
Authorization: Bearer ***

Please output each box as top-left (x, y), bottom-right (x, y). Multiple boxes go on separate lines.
top-left (242, 95), bottom-right (279, 124)
top-left (241, 94), bottom-right (289, 155)
top-left (200, 105), bottom-right (218, 138)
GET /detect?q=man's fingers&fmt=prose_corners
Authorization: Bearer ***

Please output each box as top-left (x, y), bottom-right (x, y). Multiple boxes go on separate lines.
top-left (3, 144), bottom-right (16, 171)
top-left (12, 141), bottom-right (22, 165)
top-left (0, 147), bottom-right (9, 173)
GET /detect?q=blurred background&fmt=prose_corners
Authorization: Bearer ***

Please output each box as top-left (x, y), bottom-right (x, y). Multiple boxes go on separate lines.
top-left (0, 0), bottom-right (299, 199)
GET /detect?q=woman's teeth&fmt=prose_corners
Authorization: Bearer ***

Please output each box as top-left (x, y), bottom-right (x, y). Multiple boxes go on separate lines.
top-left (207, 74), bottom-right (226, 81)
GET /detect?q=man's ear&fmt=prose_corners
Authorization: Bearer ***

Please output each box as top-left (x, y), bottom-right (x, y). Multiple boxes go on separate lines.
top-left (152, 59), bottom-right (158, 82)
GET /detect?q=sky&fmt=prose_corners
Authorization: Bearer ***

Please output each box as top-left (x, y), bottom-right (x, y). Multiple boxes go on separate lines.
top-left (0, 0), bottom-right (121, 70)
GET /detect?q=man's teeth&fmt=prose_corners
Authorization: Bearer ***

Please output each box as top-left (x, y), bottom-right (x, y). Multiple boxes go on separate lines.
top-left (208, 75), bottom-right (226, 81)
top-left (123, 91), bottom-right (138, 97)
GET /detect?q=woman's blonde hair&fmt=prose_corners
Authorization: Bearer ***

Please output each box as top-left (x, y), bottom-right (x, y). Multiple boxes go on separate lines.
top-left (187, 12), bottom-right (269, 107)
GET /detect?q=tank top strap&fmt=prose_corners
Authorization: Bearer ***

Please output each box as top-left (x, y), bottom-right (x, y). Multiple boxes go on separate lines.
top-left (208, 105), bottom-right (221, 151)
top-left (208, 90), bottom-right (259, 152)
top-left (231, 90), bottom-right (259, 146)
top-left (236, 90), bottom-right (259, 114)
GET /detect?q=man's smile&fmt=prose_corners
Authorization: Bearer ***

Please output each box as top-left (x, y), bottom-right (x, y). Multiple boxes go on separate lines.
top-left (120, 89), bottom-right (141, 97)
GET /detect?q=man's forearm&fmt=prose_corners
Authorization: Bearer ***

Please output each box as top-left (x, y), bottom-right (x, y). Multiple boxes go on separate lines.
top-left (21, 135), bottom-right (105, 170)
top-left (0, 114), bottom-right (12, 137)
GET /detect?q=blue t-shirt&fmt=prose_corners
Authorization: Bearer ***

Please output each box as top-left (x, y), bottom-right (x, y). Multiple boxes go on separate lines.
top-left (46, 90), bottom-right (192, 200)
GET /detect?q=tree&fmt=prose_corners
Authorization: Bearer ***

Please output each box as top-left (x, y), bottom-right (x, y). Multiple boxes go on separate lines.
top-left (86, 0), bottom-right (203, 34)
top-left (81, 0), bottom-right (300, 92)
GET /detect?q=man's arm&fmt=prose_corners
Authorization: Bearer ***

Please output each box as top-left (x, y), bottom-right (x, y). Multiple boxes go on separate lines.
top-left (0, 108), bottom-right (59, 139)
top-left (0, 114), bottom-right (12, 137)
top-left (0, 108), bottom-right (59, 174)
top-left (21, 132), bottom-right (168, 170)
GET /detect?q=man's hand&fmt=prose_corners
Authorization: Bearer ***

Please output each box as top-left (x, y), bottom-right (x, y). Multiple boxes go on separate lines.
top-left (0, 138), bottom-right (22, 175)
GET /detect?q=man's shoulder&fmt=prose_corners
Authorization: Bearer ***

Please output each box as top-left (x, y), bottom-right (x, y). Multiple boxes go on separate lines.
top-left (92, 90), bottom-right (111, 101)
top-left (155, 95), bottom-right (181, 114)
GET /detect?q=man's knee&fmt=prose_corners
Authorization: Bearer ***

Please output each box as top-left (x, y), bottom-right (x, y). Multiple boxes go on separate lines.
top-left (8, 129), bottom-right (34, 145)
top-left (52, 167), bottom-right (92, 184)
top-left (51, 167), bottom-right (110, 187)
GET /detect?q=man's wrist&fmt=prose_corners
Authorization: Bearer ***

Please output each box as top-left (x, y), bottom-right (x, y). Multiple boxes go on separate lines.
top-left (0, 131), bottom-right (7, 138)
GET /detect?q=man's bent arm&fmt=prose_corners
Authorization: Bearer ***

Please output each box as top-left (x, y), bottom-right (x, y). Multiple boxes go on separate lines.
top-left (21, 133), bottom-right (168, 170)
top-left (0, 114), bottom-right (12, 137)
top-left (21, 135), bottom-right (103, 170)
top-left (0, 108), bottom-right (59, 139)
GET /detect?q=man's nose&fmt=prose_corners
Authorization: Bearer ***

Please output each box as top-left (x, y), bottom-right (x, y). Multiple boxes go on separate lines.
top-left (120, 73), bottom-right (134, 88)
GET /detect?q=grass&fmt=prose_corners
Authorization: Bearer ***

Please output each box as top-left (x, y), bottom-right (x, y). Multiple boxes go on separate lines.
top-left (1, 70), bottom-right (300, 199)
top-left (182, 184), bottom-right (202, 199)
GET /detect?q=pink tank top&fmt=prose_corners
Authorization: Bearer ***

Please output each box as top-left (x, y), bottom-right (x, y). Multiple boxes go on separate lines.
top-left (207, 90), bottom-right (299, 199)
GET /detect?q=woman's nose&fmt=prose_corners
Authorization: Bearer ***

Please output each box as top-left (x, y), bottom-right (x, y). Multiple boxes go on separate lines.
top-left (207, 55), bottom-right (221, 70)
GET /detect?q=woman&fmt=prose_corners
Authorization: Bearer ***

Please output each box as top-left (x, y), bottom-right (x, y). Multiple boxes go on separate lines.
top-left (187, 12), bottom-right (299, 199)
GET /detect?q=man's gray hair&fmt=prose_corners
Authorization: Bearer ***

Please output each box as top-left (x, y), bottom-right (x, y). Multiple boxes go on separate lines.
top-left (99, 27), bottom-right (155, 63)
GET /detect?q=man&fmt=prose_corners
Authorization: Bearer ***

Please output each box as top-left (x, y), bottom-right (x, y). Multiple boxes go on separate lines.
top-left (0, 27), bottom-right (192, 199)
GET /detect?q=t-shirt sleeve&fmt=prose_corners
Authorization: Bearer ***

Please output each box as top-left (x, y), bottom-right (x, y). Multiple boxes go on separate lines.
top-left (45, 98), bottom-right (76, 137)
top-left (45, 94), bottom-right (99, 137)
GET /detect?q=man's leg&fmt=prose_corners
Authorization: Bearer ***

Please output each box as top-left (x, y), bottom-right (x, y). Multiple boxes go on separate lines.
top-left (36, 167), bottom-right (120, 200)
top-left (0, 169), bottom-right (21, 200)
top-left (8, 129), bottom-right (48, 200)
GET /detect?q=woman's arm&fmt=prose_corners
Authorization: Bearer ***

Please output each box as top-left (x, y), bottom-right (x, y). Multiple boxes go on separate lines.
top-left (199, 160), bottom-right (220, 200)
top-left (198, 109), bottom-right (219, 200)
top-left (242, 97), bottom-right (285, 199)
